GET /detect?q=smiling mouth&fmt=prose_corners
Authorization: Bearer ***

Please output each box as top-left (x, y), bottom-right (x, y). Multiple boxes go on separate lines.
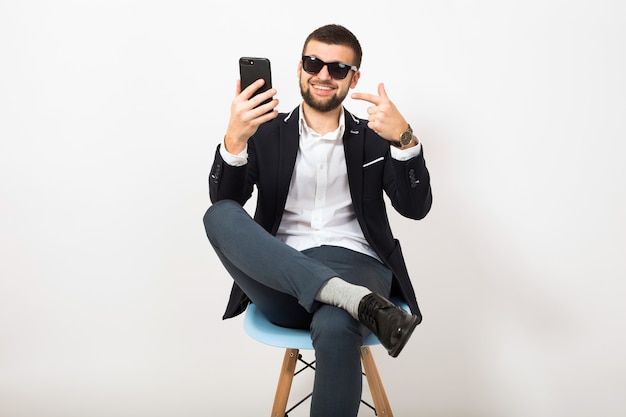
top-left (311, 83), bottom-right (335, 93)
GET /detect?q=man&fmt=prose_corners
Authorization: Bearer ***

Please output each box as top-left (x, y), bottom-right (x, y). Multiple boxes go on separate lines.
top-left (203, 24), bottom-right (432, 417)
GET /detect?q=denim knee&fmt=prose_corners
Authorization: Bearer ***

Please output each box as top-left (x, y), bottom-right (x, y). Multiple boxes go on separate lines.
top-left (310, 305), bottom-right (365, 353)
top-left (204, 199), bottom-right (240, 225)
top-left (203, 200), bottom-right (242, 238)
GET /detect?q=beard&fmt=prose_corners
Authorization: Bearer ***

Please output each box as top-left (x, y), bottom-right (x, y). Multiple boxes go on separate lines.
top-left (300, 80), bottom-right (349, 112)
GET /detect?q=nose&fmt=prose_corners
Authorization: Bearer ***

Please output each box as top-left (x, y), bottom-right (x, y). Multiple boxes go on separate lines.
top-left (316, 64), bottom-right (332, 80)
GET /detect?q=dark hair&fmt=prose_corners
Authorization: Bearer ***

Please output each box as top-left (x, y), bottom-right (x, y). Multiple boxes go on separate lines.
top-left (302, 24), bottom-right (362, 68)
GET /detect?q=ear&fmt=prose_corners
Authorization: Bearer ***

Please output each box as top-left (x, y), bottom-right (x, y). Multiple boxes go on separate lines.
top-left (349, 70), bottom-right (360, 89)
top-left (297, 60), bottom-right (303, 78)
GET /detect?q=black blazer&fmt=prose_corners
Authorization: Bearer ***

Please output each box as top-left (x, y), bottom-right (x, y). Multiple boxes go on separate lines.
top-left (209, 107), bottom-right (432, 320)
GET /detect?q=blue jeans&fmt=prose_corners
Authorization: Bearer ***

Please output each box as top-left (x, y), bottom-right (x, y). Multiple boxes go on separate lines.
top-left (204, 200), bottom-right (392, 417)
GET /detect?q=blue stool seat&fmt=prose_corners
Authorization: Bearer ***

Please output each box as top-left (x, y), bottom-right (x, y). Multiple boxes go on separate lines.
top-left (242, 299), bottom-right (410, 417)
top-left (243, 303), bottom-right (385, 349)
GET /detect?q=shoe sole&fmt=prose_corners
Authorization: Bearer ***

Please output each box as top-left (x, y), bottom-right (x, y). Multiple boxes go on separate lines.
top-left (388, 315), bottom-right (419, 358)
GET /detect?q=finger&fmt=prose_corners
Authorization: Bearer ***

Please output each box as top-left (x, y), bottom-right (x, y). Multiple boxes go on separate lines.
top-left (235, 79), bottom-right (241, 95)
top-left (351, 91), bottom-right (381, 105)
top-left (366, 106), bottom-right (378, 115)
top-left (254, 101), bottom-right (280, 120)
top-left (248, 87), bottom-right (277, 108)
top-left (240, 78), bottom-right (266, 99)
top-left (367, 120), bottom-right (380, 135)
top-left (377, 82), bottom-right (389, 99)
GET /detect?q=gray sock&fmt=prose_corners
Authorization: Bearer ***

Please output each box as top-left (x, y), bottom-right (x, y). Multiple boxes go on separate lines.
top-left (315, 277), bottom-right (372, 319)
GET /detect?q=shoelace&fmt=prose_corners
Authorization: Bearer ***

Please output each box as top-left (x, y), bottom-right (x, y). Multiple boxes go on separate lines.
top-left (359, 294), bottom-right (391, 333)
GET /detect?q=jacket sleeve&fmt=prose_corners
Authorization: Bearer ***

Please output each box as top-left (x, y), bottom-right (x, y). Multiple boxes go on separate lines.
top-left (384, 148), bottom-right (433, 220)
top-left (208, 144), bottom-right (255, 205)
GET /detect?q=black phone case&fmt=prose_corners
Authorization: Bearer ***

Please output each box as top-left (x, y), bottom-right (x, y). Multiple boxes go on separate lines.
top-left (239, 57), bottom-right (272, 105)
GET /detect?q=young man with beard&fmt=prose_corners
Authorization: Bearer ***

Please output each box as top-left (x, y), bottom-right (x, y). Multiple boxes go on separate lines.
top-left (203, 24), bottom-right (432, 417)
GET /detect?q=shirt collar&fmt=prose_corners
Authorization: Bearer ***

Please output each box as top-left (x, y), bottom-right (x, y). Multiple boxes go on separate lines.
top-left (298, 104), bottom-right (345, 140)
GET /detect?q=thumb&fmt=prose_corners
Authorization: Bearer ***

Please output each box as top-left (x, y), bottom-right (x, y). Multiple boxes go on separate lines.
top-left (378, 82), bottom-right (388, 99)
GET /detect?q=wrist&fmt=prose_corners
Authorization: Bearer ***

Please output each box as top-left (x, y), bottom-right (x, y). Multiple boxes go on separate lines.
top-left (401, 135), bottom-right (418, 150)
top-left (389, 124), bottom-right (413, 148)
top-left (224, 135), bottom-right (247, 155)
top-left (390, 123), bottom-right (418, 149)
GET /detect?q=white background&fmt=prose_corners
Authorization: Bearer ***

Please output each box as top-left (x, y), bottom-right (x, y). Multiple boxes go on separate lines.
top-left (1, 1), bottom-right (625, 416)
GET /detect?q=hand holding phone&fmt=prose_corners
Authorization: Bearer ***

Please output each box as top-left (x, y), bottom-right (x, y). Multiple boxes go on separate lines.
top-left (224, 57), bottom-right (277, 155)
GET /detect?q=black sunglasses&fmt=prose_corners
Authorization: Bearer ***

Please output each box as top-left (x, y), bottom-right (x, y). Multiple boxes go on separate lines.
top-left (301, 55), bottom-right (358, 80)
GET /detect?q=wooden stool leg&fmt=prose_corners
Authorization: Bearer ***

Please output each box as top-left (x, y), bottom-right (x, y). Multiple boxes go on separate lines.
top-left (271, 348), bottom-right (299, 417)
top-left (361, 346), bottom-right (394, 417)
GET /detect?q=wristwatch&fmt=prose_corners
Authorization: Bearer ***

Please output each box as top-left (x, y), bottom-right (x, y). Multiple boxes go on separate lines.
top-left (390, 124), bottom-right (413, 148)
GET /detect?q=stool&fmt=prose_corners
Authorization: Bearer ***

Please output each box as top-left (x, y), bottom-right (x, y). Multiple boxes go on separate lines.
top-left (243, 301), bottom-right (409, 417)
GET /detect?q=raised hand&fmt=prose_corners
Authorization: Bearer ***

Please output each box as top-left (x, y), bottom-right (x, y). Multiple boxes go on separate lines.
top-left (351, 82), bottom-right (410, 144)
top-left (224, 79), bottom-right (279, 154)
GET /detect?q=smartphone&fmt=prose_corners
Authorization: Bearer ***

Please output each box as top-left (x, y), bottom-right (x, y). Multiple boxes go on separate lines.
top-left (239, 57), bottom-right (272, 106)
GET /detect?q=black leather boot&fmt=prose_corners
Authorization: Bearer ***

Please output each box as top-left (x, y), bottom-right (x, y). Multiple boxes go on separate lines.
top-left (358, 293), bottom-right (420, 357)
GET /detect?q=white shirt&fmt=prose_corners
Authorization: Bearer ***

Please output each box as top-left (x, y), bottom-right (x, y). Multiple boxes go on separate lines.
top-left (220, 105), bottom-right (422, 262)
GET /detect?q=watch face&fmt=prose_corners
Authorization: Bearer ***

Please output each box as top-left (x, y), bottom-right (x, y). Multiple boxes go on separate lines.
top-left (400, 131), bottom-right (412, 146)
